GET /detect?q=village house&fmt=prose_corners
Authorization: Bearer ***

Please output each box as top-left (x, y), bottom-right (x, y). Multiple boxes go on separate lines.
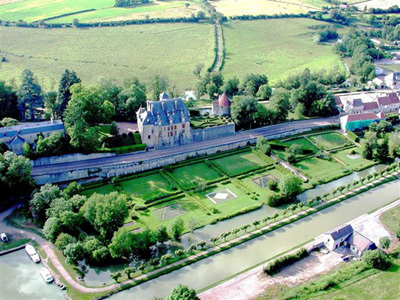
top-left (212, 93), bottom-right (232, 116)
top-left (340, 112), bottom-right (382, 132)
top-left (323, 224), bottom-right (376, 257)
top-left (384, 72), bottom-right (400, 89)
top-left (0, 120), bottom-right (65, 155)
top-left (136, 93), bottom-right (192, 149)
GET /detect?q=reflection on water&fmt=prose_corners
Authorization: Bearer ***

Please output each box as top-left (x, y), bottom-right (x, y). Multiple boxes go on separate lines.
top-left (0, 249), bottom-right (65, 300)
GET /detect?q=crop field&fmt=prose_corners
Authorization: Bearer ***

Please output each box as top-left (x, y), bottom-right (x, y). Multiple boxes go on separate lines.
top-left (295, 157), bottom-right (348, 182)
top-left (212, 151), bottom-right (268, 176)
top-left (211, 0), bottom-right (326, 17)
top-left (222, 19), bottom-right (347, 84)
top-left (0, 0), bottom-right (204, 23)
top-left (309, 132), bottom-right (352, 150)
top-left (171, 162), bottom-right (222, 189)
top-left (0, 23), bottom-right (214, 90)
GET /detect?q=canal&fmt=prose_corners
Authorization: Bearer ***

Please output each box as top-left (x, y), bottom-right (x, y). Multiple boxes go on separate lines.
top-left (111, 179), bottom-right (400, 300)
top-left (0, 248), bottom-right (65, 300)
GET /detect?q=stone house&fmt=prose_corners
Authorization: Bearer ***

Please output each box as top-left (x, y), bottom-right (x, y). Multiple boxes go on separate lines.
top-left (212, 93), bottom-right (231, 116)
top-left (136, 93), bottom-right (192, 149)
top-left (0, 120), bottom-right (65, 155)
top-left (377, 92), bottom-right (400, 113)
top-left (384, 72), bottom-right (400, 89)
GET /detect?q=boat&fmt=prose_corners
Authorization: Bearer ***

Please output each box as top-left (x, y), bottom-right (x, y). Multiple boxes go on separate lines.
top-left (25, 244), bottom-right (41, 263)
top-left (40, 267), bottom-right (54, 283)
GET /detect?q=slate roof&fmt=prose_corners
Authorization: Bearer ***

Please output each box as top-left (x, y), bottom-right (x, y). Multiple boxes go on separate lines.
top-left (0, 120), bottom-right (64, 138)
top-left (327, 224), bottom-right (354, 241)
top-left (363, 102), bottom-right (378, 111)
top-left (6, 135), bottom-right (25, 146)
top-left (347, 113), bottom-right (381, 122)
top-left (139, 98), bottom-right (190, 126)
top-left (352, 99), bottom-right (363, 107)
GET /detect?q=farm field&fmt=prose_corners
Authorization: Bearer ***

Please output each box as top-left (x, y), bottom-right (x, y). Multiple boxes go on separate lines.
top-left (0, 23), bottom-right (214, 90)
top-left (211, 0), bottom-right (326, 17)
top-left (0, 0), bottom-right (204, 23)
top-left (309, 132), bottom-right (352, 150)
top-left (380, 204), bottom-right (400, 236)
top-left (222, 19), bottom-right (347, 84)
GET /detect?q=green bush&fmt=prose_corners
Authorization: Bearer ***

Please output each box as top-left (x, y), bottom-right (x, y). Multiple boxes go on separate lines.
top-left (347, 131), bottom-right (360, 143)
top-left (264, 248), bottom-right (308, 275)
top-left (362, 250), bottom-right (392, 270)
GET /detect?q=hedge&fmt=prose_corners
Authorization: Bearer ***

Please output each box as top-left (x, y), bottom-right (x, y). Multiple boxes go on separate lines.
top-left (264, 248), bottom-right (308, 275)
top-left (347, 131), bottom-right (360, 143)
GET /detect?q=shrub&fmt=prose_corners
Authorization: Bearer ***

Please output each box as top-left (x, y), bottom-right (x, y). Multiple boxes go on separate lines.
top-left (55, 233), bottom-right (76, 251)
top-left (264, 248), bottom-right (308, 275)
top-left (347, 131), bottom-right (360, 143)
top-left (268, 180), bottom-right (278, 191)
top-left (362, 250), bottom-right (392, 270)
top-left (379, 236), bottom-right (391, 249)
top-left (348, 149), bottom-right (356, 155)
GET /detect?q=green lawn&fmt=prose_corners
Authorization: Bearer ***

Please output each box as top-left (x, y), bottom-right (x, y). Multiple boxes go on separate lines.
top-left (333, 147), bottom-right (376, 170)
top-left (83, 172), bottom-right (175, 203)
top-left (0, 23), bottom-right (214, 90)
top-left (213, 151), bottom-right (267, 176)
top-left (295, 157), bottom-right (348, 182)
top-left (380, 204), bottom-right (400, 236)
top-left (282, 137), bottom-right (320, 153)
top-left (0, 0), bottom-right (204, 23)
top-left (171, 162), bottom-right (222, 189)
top-left (222, 19), bottom-right (347, 85)
top-left (309, 132), bottom-right (352, 150)
top-left (241, 168), bottom-right (286, 198)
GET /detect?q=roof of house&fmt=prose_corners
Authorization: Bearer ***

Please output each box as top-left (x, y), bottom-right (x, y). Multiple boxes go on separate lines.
top-left (352, 99), bottom-right (364, 107)
top-left (0, 120), bottom-right (64, 138)
top-left (139, 98), bottom-right (190, 126)
top-left (334, 96), bottom-right (342, 107)
top-left (6, 135), bottom-right (25, 146)
top-left (347, 113), bottom-right (381, 122)
top-left (346, 231), bottom-right (376, 253)
top-left (218, 93), bottom-right (231, 107)
top-left (326, 224), bottom-right (354, 241)
top-left (378, 93), bottom-right (400, 106)
top-left (363, 102), bottom-right (378, 111)
top-left (159, 92), bottom-right (170, 101)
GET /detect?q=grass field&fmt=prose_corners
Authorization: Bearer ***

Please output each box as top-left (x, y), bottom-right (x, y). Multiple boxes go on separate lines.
top-left (295, 157), bottom-right (348, 182)
top-left (83, 172), bottom-right (175, 203)
top-left (380, 204), bottom-right (400, 236)
top-left (242, 169), bottom-right (286, 198)
top-left (0, 0), bottom-right (204, 23)
top-left (309, 132), bottom-right (352, 150)
top-left (377, 64), bottom-right (400, 73)
top-left (213, 151), bottom-right (267, 176)
top-left (333, 147), bottom-right (376, 170)
top-left (0, 23), bottom-right (214, 90)
top-left (222, 19), bottom-right (346, 85)
top-left (282, 137), bottom-right (320, 153)
top-left (171, 162), bottom-right (222, 189)
top-left (211, 0), bottom-right (327, 17)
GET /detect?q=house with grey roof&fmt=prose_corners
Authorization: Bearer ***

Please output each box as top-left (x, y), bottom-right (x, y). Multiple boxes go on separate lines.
top-left (136, 93), bottom-right (192, 149)
top-left (323, 224), bottom-right (376, 257)
top-left (0, 120), bottom-right (65, 155)
top-left (384, 72), bottom-right (400, 89)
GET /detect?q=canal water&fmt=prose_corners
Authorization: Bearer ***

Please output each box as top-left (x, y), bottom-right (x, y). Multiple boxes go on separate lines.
top-left (0, 249), bottom-right (65, 300)
top-left (111, 179), bottom-right (400, 300)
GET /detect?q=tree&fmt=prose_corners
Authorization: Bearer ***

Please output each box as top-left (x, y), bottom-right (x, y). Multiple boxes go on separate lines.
top-left (230, 96), bottom-right (258, 129)
top-left (241, 224), bottom-right (250, 232)
top-left (57, 69), bottom-right (81, 117)
top-left (155, 225), bottom-right (169, 244)
top-left (152, 75), bottom-right (169, 101)
top-left (43, 217), bottom-right (62, 242)
top-left (17, 70), bottom-right (43, 120)
top-left (375, 137), bottom-right (389, 161)
top-left (240, 74), bottom-right (268, 96)
top-left (108, 228), bottom-right (134, 259)
top-left (256, 84), bottom-right (272, 100)
top-left (192, 63), bottom-right (204, 78)
top-left (232, 228), bottom-right (240, 236)
top-left (63, 182), bottom-right (82, 198)
top-left (44, 91), bottom-right (58, 119)
top-left (362, 250), bottom-right (391, 270)
top-left (160, 254), bottom-right (173, 265)
top-left (270, 88), bottom-right (290, 121)
top-left (0, 117), bottom-right (18, 127)
top-left (117, 80), bottom-right (146, 121)
top-left (169, 218), bottom-right (185, 241)
top-left (64, 242), bottom-right (86, 264)
top-left (84, 192), bottom-right (129, 238)
top-left (379, 236), bottom-right (391, 249)
top-left (223, 77), bottom-right (240, 97)
top-left (175, 249), bottom-right (184, 257)
top-left (124, 267), bottom-right (136, 279)
top-left (29, 183), bottom-right (61, 224)
top-left (55, 233), bottom-right (76, 251)
top-left (36, 132), bottom-right (69, 157)
top-left (268, 180), bottom-right (278, 191)
top-left (167, 284), bottom-right (199, 300)
top-left (110, 272), bottom-right (122, 283)
top-left (389, 132), bottom-right (400, 157)
top-left (279, 174), bottom-right (302, 199)
top-left (256, 136), bottom-right (271, 155)
top-left (0, 81), bottom-right (18, 120)
top-left (253, 220), bottom-right (261, 228)
top-left (361, 131), bottom-right (377, 159)
top-left (110, 121), bottom-right (119, 136)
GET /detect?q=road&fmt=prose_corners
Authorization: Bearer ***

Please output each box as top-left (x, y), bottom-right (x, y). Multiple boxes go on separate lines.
top-left (32, 117), bottom-right (338, 176)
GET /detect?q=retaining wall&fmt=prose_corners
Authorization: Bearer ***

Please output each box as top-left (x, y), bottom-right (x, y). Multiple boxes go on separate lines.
top-left (31, 152), bottom-right (115, 167)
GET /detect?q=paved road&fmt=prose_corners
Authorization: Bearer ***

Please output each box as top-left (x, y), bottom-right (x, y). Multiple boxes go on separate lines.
top-left (32, 117), bottom-right (338, 176)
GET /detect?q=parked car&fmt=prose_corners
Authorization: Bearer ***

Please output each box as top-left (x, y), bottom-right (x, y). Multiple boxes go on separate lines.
top-left (342, 255), bottom-right (354, 261)
top-left (0, 233), bottom-right (9, 242)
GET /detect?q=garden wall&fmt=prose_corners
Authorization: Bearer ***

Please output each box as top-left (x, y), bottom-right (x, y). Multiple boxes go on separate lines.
top-left (31, 152), bottom-right (115, 167)
top-left (192, 123), bottom-right (235, 142)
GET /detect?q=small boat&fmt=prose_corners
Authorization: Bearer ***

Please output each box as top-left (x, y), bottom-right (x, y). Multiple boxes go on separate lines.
top-left (40, 267), bottom-right (54, 283)
top-left (25, 244), bottom-right (41, 263)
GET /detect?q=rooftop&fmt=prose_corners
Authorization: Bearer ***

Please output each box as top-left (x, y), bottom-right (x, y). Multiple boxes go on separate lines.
top-left (347, 113), bottom-right (381, 122)
top-left (326, 224), bottom-right (353, 241)
top-left (0, 120), bottom-right (64, 138)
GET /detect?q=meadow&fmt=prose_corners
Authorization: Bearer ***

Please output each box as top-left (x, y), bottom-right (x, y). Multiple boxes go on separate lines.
top-left (309, 132), bottom-right (352, 150)
top-left (211, 0), bottom-right (326, 17)
top-left (222, 19), bottom-right (347, 84)
top-left (0, 23), bottom-right (214, 90)
top-left (0, 0), bottom-right (204, 23)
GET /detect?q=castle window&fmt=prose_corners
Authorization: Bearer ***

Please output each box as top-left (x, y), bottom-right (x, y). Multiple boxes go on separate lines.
top-left (174, 125), bottom-right (177, 129)
top-left (182, 123), bottom-right (185, 128)
top-left (148, 135), bottom-right (151, 140)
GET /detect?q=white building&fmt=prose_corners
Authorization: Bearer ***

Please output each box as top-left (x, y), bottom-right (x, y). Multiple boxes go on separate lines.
top-left (0, 120), bottom-right (65, 155)
top-left (384, 72), bottom-right (400, 89)
top-left (136, 93), bottom-right (192, 149)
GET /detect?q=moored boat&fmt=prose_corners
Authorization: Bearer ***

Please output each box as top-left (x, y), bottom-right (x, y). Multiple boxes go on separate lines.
top-left (25, 244), bottom-right (40, 263)
top-left (40, 267), bottom-right (53, 283)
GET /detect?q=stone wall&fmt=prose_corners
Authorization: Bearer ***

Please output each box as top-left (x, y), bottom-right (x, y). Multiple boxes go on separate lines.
top-left (31, 152), bottom-right (115, 167)
top-left (192, 123), bottom-right (235, 143)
